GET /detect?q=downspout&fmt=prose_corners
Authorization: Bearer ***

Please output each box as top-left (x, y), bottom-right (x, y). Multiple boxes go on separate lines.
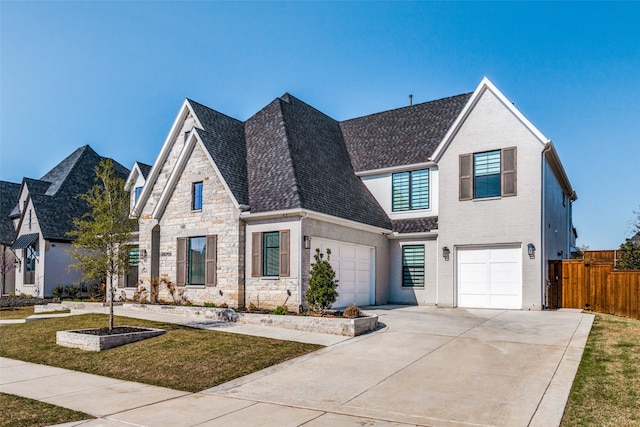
top-left (435, 235), bottom-right (439, 306)
top-left (541, 144), bottom-right (551, 309)
top-left (298, 213), bottom-right (307, 311)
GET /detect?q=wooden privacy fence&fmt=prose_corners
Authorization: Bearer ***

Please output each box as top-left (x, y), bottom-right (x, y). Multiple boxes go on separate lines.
top-left (549, 258), bottom-right (640, 321)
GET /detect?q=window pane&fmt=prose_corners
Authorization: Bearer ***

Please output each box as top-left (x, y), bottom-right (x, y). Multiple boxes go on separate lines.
top-left (392, 172), bottom-right (410, 211)
top-left (474, 151), bottom-right (501, 198)
top-left (188, 237), bottom-right (206, 285)
top-left (128, 247), bottom-right (139, 267)
top-left (192, 182), bottom-right (203, 210)
top-left (263, 232), bottom-right (280, 276)
top-left (402, 245), bottom-right (425, 287)
top-left (411, 169), bottom-right (429, 209)
top-left (134, 187), bottom-right (143, 202)
top-left (474, 151), bottom-right (501, 176)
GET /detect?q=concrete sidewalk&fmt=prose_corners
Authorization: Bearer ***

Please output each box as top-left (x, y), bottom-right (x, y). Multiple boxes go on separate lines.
top-left (0, 306), bottom-right (593, 426)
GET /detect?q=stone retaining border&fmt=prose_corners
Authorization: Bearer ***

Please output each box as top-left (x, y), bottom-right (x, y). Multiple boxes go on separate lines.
top-left (57, 327), bottom-right (166, 351)
top-left (41, 302), bottom-right (379, 337)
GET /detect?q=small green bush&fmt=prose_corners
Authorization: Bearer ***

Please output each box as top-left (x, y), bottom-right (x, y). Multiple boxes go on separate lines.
top-left (305, 248), bottom-right (338, 313)
top-left (343, 305), bottom-right (363, 319)
top-left (269, 306), bottom-right (287, 315)
top-left (64, 284), bottom-right (79, 299)
top-left (203, 302), bottom-right (217, 308)
top-left (52, 285), bottom-right (64, 302)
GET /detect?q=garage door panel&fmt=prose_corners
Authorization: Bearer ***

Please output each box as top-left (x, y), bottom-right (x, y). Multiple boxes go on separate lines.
top-left (458, 247), bottom-right (522, 309)
top-left (311, 239), bottom-right (373, 308)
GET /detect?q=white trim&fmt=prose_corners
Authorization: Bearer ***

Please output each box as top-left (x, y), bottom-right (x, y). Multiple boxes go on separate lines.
top-left (389, 231), bottom-right (438, 240)
top-left (150, 131), bottom-right (241, 220)
top-left (431, 77), bottom-right (548, 163)
top-left (241, 209), bottom-right (392, 235)
top-left (355, 161), bottom-right (438, 177)
top-left (543, 141), bottom-right (577, 201)
top-left (132, 99), bottom-right (200, 217)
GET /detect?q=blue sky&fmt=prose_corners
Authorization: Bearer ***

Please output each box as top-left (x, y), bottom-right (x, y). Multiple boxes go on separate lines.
top-left (1, 1), bottom-right (638, 249)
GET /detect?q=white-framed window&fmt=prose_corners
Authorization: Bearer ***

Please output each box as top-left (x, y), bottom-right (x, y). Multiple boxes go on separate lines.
top-left (392, 169), bottom-right (429, 211)
top-left (402, 245), bottom-right (425, 287)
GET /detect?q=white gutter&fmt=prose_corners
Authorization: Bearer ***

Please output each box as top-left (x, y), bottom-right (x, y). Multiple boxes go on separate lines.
top-left (388, 231), bottom-right (438, 240)
top-left (355, 161), bottom-right (438, 177)
top-left (240, 208), bottom-right (392, 235)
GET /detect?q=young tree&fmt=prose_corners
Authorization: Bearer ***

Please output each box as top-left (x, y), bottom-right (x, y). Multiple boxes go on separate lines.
top-left (68, 159), bottom-right (136, 331)
top-left (305, 248), bottom-right (338, 313)
top-left (0, 245), bottom-right (15, 295)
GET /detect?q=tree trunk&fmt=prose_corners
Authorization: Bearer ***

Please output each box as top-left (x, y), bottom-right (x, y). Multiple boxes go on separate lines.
top-left (109, 276), bottom-right (114, 332)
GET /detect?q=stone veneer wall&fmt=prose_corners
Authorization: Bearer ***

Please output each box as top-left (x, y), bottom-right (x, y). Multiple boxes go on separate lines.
top-left (138, 123), bottom-right (244, 308)
top-left (244, 218), bottom-right (302, 312)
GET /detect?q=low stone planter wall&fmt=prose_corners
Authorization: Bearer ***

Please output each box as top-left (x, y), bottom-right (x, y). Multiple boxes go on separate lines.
top-left (57, 327), bottom-right (165, 351)
top-left (35, 302), bottom-right (106, 313)
top-left (40, 302), bottom-right (378, 337)
top-left (122, 303), bottom-right (239, 322)
top-left (235, 312), bottom-right (378, 337)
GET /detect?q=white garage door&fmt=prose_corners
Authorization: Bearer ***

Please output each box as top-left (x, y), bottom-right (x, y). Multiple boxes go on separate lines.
top-left (457, 247), bottom-right (522, 309)
top-left (311, 239), bottom-right (374, 308)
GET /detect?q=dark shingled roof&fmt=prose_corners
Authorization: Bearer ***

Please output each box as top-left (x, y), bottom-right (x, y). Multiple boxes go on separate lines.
top-left (183, 91), bottom-right (472, 232)
top-left (13, 145), bottom-right (129, 242)
top-left (0, 181), bottom-right (20, 244)
top-left (188, 99), bottom-right (249, 206)
top-left (243, 95), bottom-right (391, 229)
top-left (392, 217), bottom-right (439, 234)
top-left (136, 162), bottom-right (152, 179)
top-left (340, 93), bottom-right (472, 172)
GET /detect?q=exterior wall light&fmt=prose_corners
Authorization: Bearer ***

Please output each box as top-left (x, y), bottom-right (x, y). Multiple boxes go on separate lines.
top-left (528, 243), bottom-right (536, 259)
top-left (140, 249), bottom-right (148, 261)
top-left (303, 236), bottom-right (311, 250)
top-left (442, 246), bottom-right (450, 261)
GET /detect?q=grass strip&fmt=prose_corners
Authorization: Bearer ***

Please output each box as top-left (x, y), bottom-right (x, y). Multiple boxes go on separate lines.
top-left (0, 306), bottom-right (34, 320)
top-left (561, 313), bottom-right (640, 426)
top-left (0, 313), bottom-right (322, 392)
top-left (0, 392), bottom-right (93, 427)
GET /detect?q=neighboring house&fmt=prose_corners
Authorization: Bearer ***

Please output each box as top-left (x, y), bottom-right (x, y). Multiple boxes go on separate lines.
top-left (631, 232), bottom-right (640, 248)
top-left (129, 77), bottom-right (576, 311)
top-left (8, 145), bottom-right (129, 297)
top-left (0, 181), bottom-right (20, 295)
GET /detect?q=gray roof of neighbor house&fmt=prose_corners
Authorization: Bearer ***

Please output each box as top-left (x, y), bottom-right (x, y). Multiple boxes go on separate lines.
top-left (0, 181), bottom-right (20, 245)
top-left (181, 91), bottom-right (472, 231)
top-left (12, 145), bottom-right (129, 242)
top-left (340, 93), bottom-right (472, 172)
top-left (631, 231), bottom-right (640, 248)
top-left (136, 162), bottom-right (152, 179)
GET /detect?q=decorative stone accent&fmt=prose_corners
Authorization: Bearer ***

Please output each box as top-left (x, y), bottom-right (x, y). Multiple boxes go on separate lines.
top-left (56, 327), bottom-right (165, 351)
top-left (123, 303), bottom-right (238, 322)
top-left (235, 312), bottom-right (378, 337)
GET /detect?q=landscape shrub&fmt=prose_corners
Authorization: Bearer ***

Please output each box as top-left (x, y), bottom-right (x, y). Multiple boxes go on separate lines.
top-left (269, 306), bottom-right (287, 315)
top-left (305, 248), bottom-right (338, 313)
top-left (343, 305), bottom-right (363, 319)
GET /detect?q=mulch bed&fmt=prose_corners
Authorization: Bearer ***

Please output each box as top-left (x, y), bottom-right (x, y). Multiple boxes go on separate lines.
top-left (72, 326), bottom-right (152, 336)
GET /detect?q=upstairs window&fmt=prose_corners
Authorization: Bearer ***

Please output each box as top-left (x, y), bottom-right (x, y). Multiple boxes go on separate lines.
top-left (134, 187), bottom-right (143, 202)
top-left (402, 245), bottom-right (425, 287)
top-left (392, 169), bottom-right (429, 211)
top-left (459, 148), bottom-right (516, 200)
top-left (192, 182), bottom-right (203, 210)
top-left (474, 150), bottom-right (501, 198)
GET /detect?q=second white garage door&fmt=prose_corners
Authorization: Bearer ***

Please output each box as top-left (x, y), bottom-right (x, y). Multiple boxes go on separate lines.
top-left (311, 239), bottom-right (374, 308)
top-left (457, 246), bottom-right (522, 309)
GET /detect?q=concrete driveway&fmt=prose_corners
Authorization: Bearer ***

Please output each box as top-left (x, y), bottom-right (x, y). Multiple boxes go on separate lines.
top-left (203, 306), bottom-right (593, 427)
top-left (1, 305), bottom-right (592, 427)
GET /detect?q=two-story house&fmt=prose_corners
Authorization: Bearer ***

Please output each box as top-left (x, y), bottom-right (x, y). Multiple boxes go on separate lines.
top-left (130, 77), bottom-right (576, 311)
top-left (8, 145), bottom-right (129, 297)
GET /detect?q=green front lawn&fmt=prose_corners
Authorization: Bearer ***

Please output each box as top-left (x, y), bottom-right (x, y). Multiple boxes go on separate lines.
top-left (0, 393), bottom-right (93, 427)
top-left (0, 314), bottom-right (322, 392)
top-left (0, 306), bottom-right (34, 319)
top-left (561, 313), bottom-right (640, 426)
